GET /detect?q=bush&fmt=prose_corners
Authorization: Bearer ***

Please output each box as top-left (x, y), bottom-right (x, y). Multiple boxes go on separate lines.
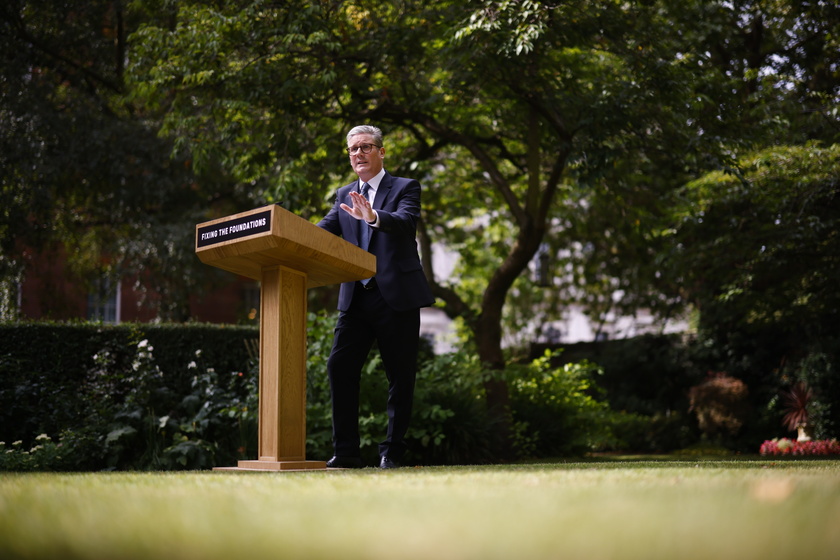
top-left (603, 410), bottom-right (694, 453)
top-left (406, 351), bottom-right (496, 465)
top-left (532, 334), bottom-right (700, 417)
top-left (508, 351), bottom-right (616, 457)
top-left (0, 434), bottom-right (64, 472)
top-left (688, 372), bottom-right (750, 441)
top-left (0, 321), bottom-right (257, 451)
top-left (100, 346), bottom-right (259, 470)
top-left (531, 334), bottom-right (707, 453)
top-left (0, 322), bottom-right (257, 470)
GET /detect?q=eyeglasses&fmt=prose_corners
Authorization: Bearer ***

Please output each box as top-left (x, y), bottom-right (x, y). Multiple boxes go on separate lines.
top-left (346, 143), bottom-right (381, 155)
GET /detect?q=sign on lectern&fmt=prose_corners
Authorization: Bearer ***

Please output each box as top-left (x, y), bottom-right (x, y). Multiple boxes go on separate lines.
top-left (195, 204), bottom-right (376, 471)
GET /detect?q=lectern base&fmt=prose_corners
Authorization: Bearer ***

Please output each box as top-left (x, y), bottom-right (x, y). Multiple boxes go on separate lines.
top-left (214, 459), bottom-right (327, 472)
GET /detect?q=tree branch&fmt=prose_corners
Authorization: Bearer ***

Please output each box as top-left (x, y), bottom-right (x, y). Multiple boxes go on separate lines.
top-left (368, 100), bottom-right (531, 227)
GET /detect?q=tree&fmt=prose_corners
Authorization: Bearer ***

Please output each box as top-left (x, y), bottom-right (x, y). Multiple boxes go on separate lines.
top-left (125, 0), bottom-right (736, 455)
top-left (540, 0), bottom-right (840, 334)
top-left (0, 0), bottom-right (254, 320)
top-left (669, 144), bottom-right (840, 434)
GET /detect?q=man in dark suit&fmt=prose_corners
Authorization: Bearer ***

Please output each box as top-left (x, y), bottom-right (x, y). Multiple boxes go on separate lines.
top-left (317, 125), bottom-right (434, 469)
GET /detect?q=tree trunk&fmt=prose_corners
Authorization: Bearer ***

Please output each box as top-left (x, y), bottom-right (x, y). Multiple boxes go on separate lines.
top-left (399, 106), bottom-right (566, 461)
top-left (473, 220), bottom-right (545, 460)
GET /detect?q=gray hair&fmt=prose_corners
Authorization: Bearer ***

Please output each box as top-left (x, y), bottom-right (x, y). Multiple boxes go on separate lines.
top-left (347, 125), bottom-right (383, 147)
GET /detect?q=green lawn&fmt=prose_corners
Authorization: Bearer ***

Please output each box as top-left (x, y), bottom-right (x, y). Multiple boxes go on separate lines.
top-left (2, 458), bottom-right (839, 560)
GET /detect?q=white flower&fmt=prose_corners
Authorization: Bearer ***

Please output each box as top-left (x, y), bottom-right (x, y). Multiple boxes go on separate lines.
top-left (188, 361), bottom-right (197, 369)
top-left (195, 349), bottom-right (202, 357)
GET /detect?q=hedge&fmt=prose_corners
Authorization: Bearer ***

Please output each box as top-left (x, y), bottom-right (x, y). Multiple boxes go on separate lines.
top-left (0, 322), bottom-right (256, 445)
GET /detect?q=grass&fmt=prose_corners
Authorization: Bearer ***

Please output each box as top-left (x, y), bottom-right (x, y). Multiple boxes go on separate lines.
top-left (2, 457), bottom-right (839, 560)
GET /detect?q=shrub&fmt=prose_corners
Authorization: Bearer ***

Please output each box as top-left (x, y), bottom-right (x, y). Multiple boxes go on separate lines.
top-left (0, 322), bottom-right (256, 449)
top-left (0, 314), bottom-right (489, 470)
top-left (0, 435), bottom-right (62, 471)
top-left (406, 351), bottom-right (496, 465)
top-left (532, 334), bottom-right (700, 417)
top-left (603, 410), bottom-right (694, 453)
top-left (0, 322), bottom-right (257, 471)
top-left (102, 347), bottom-right (260, 470)
top-left (532, 335), bottom-right (707, 453)
top-left (508, 351), bottom-right (615, 457)
top-left (780, 381), bottom-right (813, 433)
top-left (688, 372), bottom-right (750, 440)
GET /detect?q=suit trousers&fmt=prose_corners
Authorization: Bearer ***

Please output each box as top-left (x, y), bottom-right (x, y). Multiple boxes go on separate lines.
top-left (327, 281), bottom-right (421, 461)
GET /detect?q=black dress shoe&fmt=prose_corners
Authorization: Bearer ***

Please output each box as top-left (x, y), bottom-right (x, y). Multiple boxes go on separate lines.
top-left (326, 456), bottom-right (363, 469)
top-left (379, 456), bottom-right (399, 469)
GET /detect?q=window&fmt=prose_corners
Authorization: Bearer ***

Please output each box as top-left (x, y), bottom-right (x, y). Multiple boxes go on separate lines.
top-left (87, 277), bottom-right (120, 323)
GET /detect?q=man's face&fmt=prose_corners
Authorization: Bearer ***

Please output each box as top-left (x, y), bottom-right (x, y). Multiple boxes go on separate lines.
top-left (347, 133), bottom-right (385, 181)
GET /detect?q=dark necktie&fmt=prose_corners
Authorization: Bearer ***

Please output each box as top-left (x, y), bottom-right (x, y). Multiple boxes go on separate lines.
top-left (359, 182), bottom-right (371, 251)
top-left (359, 183), bottom-right (373, 286)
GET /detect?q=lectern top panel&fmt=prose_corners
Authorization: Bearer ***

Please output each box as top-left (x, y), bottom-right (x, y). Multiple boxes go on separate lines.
top-left (195, 205), bottom-right (376, 287)
top-left (197, 209), bottom-right (272, 248)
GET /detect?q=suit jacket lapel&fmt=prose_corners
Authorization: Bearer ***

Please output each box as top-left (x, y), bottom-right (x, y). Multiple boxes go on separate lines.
top-left (373, 172), bottom-right (392, 211)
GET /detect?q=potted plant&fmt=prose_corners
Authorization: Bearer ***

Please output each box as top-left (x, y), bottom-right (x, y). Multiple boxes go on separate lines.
top-left (781, 381), bottom-right (814, 442)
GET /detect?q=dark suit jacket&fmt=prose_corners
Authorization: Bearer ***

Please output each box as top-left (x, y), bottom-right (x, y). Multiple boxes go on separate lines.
top-left (317, 172), bottom-right (434, 312)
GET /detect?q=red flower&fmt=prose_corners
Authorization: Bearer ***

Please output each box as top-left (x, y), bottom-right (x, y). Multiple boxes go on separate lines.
top-left (759, 438), bottom-right (840, 456)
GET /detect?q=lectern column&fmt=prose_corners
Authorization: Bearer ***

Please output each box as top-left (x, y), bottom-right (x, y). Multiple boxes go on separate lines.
top-left (235, 265), bottom-right (326, 471)
top-left (260, 264), bottom-right (306, 461)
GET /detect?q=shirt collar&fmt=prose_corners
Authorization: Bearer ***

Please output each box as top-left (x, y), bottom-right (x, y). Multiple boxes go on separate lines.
top-left (359, 168), bottom-right (386, 192)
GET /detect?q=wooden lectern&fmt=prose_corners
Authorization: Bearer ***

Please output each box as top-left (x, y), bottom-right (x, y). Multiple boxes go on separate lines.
top-left (195, 204), bottom-right (376, 471)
